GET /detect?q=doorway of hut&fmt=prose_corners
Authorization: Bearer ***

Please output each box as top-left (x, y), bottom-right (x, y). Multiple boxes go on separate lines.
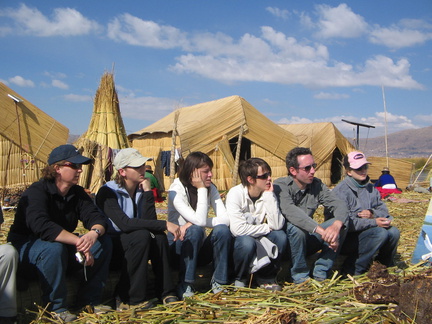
top-left (229, 137), bottom-right (251, 162)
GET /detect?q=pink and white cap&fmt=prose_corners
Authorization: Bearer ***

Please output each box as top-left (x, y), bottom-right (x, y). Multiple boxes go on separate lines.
top-left (347, 151), bottom-right (370, 169)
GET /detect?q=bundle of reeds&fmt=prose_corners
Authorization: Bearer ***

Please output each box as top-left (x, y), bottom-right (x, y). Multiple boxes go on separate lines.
top-left (74, 71), bottom-right (130, 193)
top-left (28, 264), bottom-right (430, 323)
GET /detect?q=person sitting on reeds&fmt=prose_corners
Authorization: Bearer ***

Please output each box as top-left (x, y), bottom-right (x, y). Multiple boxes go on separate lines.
top-left (96, 148), bottom-right (180, 310)
top-left (7, 145), bottom-right (112, 323)
top-left (0, 208), bottom-right (18, 324)
top-left (273, 147), bottom-right (348, 284)
top-left (330, 151), bottom-right (400, 275)
top-left (168, 152), bottom-right (232, 299)
top-left (225, 158), bottom-right (286, 291)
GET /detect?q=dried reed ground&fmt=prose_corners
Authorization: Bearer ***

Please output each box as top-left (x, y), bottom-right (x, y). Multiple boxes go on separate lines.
top-left (0, 191), bottom-right (430, 323)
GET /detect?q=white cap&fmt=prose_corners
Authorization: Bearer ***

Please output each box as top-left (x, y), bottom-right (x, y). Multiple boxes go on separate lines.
top-left (113, 148), bottom-right (151, 170)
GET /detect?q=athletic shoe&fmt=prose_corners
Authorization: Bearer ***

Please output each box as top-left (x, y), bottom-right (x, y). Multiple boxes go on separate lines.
top-left (53, 310), bottom-right (77, 322)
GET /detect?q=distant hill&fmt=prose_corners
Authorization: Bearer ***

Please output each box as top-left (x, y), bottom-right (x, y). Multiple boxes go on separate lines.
top-left (359, 125), bottom-right (432, 158)
top-left (68, 134), bottom-right (80, 144)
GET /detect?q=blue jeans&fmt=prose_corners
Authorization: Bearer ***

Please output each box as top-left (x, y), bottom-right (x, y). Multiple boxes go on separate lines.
top-left (11, 234), bottom-right (112, 312)
top-left (233, 230), bottom-right (286, 284)
top-left (341, 225), bottom-right (400, 275)
top-left (170, 224), bottom-right (232, 285)
top-left (286, 219), bottom-right (347, 283)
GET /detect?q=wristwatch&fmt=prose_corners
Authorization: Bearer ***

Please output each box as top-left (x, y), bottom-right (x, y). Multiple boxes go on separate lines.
top-left (91, 228), bottom-right (101, 237)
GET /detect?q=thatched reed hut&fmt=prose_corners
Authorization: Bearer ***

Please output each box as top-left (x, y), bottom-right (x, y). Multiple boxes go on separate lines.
top-left (74, 72), bottom-right (130, 193)
top-left (0, 82), bottom-right (68, 200)
top-left (129, 95), bottom-right (298, 192)
top-left (367, 156), bottom-right (414, 189)
top-left (278, 122), bottom-right (355, 186)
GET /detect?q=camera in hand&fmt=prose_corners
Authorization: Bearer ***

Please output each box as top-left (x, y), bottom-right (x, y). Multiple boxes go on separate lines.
top-left (75, 251), bottom-right (86, 264)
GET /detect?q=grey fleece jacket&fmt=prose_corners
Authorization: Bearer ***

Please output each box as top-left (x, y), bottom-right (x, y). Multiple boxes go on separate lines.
top-left (331, 176), bottom-right (392, 232)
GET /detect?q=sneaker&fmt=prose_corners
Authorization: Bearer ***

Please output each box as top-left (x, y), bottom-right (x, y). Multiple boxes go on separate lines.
top-left (53, 310), bottom-right (78, 322)
top-left (234, 280), bottom-right (246, 288)
top-left (293, 276), bottom-right (311, 284)
top-left (178, 283), bottom-right (195, 299)
top-left (259, 283), bottom-right (282, 292)
top-left (91, 304), bottom-right (113, 314)
top-left (162, 295), bottom-right (179, 305)
top-left (211, 279), bottom-right (227, 294)
top-left (116, 300), bottom-right (154, 311)
top-left (314, 276), bottom-right (326, 282)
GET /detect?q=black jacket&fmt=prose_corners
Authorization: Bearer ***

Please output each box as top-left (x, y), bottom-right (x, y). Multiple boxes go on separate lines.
top-left (8, 179), bottom-right (107, 242)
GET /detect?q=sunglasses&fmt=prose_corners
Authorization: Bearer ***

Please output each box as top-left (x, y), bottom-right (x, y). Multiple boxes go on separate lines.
top-left (354, 164), bottom-right (369, 171)
top-left (297, 163), bottom-right (317, 173)
top-left (61, 162), bottom-right (82, 170)
top-left (256, 172), bottom-right (271, 180)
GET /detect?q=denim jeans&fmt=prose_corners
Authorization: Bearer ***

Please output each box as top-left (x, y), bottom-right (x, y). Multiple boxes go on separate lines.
top-left (11, 234), bottom-right (112, 313)
top-left (0, 244), bottom-right (18, 317)
top-left (233, 230), bottom-right (287, 284)
top-left (286, 219), bottom-right (347, 283)
top-left (170, 224), bottom-right (232, 285)
top-left (341, 225), bottom-right (400, 275)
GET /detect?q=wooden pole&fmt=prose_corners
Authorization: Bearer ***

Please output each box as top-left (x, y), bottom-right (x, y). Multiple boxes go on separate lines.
top-left (231, 125), bottom-right (244, 188)
top-left (170, 110), bottom-right (180, 184)
top-left (412, 153), bottom-right (432, 185)
top-left (382, 86), bottom-right (389, 167)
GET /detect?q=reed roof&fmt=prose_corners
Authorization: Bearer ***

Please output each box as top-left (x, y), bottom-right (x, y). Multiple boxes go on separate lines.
top-left (0, 82), bottom-right (69, 164)
top-left (130, 95), bottom-right (298, 160)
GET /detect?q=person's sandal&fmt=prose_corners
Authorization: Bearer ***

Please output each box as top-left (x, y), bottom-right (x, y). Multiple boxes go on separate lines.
top-left (163, 295), bottom-right (179, 305)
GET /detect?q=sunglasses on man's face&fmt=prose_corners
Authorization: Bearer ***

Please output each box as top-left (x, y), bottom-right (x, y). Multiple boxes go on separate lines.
top-left (297, 163), bottom-right (317, 173)
top-left (255, 172), bottom-right (271, 180)
top-left (61, 162), bottom-right (82, 170)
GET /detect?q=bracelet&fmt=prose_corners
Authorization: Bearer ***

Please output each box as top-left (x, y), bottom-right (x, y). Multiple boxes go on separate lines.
top-left (91, 228), bottom-right (101, 237)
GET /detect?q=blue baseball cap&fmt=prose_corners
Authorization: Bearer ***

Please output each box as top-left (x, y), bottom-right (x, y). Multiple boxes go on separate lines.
top-left (48, 145), bottom-right (91, 165)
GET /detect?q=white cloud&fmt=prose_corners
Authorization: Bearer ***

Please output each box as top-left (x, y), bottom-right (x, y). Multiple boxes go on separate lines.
top-left (266, 7), bottom-right (290, 20)
top-left (52, 79), bottom-right (69, 89)
top-left (119, 95), bottom-right (182, 124)
top-left (172, 29), bottom-right (422, 89)
top-left (64, 94), bottom-right (92, 102)
top-left (277, 116), bottom-right (314, 125)
top-left (314, 4), bottom-right (368, 39)
top-left (0, 4), bottom-right (101, 37)
top-left (414, 114), bottom-right (432, 123)
top-left (9, 76), bottom-right (35, 87)
top-left (369, 24), bottom-right (432, 49)
top-left (0, 78), bottom-right (8, 85)
top-left (107, 13), bottom-right (188, 49)
top-left (277, 110), bottom-right (420, 137)
top-left (44, 71), bottom-right (67, 79)
top-left (314, 92), bottom-right (349, 99)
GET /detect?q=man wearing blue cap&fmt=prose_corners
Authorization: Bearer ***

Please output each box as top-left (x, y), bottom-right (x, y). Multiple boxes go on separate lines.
top-left (8, 145), bottom-right (112, 322)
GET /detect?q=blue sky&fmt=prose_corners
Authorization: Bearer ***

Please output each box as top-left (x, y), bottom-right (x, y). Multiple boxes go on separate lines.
top-left (1, 1), bottom-right (431, 142)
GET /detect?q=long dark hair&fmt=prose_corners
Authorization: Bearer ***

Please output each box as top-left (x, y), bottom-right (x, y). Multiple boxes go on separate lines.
top-left (178, 152), bottom-right (213, 187)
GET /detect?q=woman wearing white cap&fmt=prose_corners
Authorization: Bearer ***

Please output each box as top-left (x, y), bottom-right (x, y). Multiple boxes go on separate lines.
top-left (331, 151), bottom-right (400, 275)
top-left (96, 148), bottom-right (180, 310)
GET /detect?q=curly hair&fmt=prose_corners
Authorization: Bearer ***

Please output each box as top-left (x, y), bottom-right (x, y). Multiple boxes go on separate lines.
top-left (285, 147), bottom-right (312, 175)
top-left (41, 160), bottom-right (70, 181)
